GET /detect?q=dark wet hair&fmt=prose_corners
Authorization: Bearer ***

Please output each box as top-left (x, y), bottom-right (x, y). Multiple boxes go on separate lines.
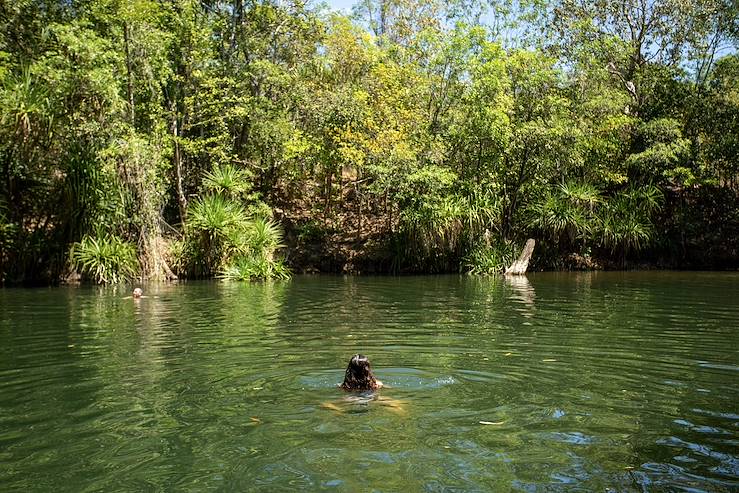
top-left (340, 354), bottom-right (380, 391)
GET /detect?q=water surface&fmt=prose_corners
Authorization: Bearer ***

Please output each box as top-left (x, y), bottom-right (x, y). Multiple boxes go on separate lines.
top-left (1, 273), bottom-right (737, 491)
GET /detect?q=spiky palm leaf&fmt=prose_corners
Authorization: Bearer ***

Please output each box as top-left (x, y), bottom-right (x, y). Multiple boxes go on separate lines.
top-left (1, 66), bottom-right (50, 141)
top-left (559, 181), bottom-right (601, 210)
top-left (530, 191), bottom-right (588, 240)
top-left (248, 216), bottom-right (285, 253)
top-left (187, 194), bottom-right (248, 239)
top-left (219, 252), bottom-right (290, 281)
top-left (70, 235), bottom-right (138, 284)
top-left (202, 164), bottom-right (251, 197)
top-left (597, 196), bottom-right (655, 255)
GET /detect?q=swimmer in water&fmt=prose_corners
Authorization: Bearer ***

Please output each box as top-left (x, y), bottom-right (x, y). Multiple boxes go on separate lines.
top-left (341, 354), bottom-right (383, 391)
top-left (322, 354), bottom-right (405, 414)
top-left (132, 287), bottom-right (143, 298)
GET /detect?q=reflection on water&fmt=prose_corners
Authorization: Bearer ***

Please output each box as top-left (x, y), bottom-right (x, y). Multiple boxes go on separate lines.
top-left (0, 273), bottom-right (738, 492)
top-left (505, 275), bottom-right (536, 317)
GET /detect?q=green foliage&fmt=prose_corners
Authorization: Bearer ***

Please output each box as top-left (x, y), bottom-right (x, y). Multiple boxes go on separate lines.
top-left (529, 182), bottom-right (600, 243)
top-left (530, 192), bottom-right (588, 241)
top-left (219, 216), bottom-right (290, 281)
top-left (627, 118), bottom-right (692, 184)
top-left (183, 196), bottom-right (288, 280)
top-left (166, 238), bottom-right (188, 275)
top-left (0, 65), bottom-right (50, 143)
top-left (296, 220), bottom-right (330, 245)
top-left (249, 217), bottom-right (286, 255)
top-left (463, 239), bottom-right (517, 275)
top-left (0, 0), bottom-right (737, 283)
top-left (528, 181), bottom-right (663, 264)
top-left (203, 164), bottom-right (252, 198)
top-left (0, 204), bottom-right (19, 282)
top-left (219, 254), bottom-right (290, 281)
top-left (188, 194), bottom-right (248, 241)
top-left (457, 189), bottom-right (504, 236)
top-left (596, 185), bottom-right (664, 258)
top-left (395, 193), bottom-right (463, 272)
top-left (69, 235), bottom-right (139, 284)
top-left (700, 55), bottom-right (739, 185)
top-left (559, 182), bottom-right (601, 210)
top-left (221, 216), bottom-right (289, 280)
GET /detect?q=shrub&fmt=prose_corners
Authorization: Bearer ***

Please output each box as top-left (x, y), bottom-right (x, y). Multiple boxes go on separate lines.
top-left (596, 184), bottom-right (663, 258)
top-left (528, 182), bottom-right (600, 243)
top-left (188, 194), bottom-right (248, 240)
top-left (218, 217), bottom-right (290, 280)
top-left (184, 195), bottom-right (289, 280)
top-left (0, 206), bottom-right (19, 282)
top-left (70, 235), bottom-right (139, 283)
top-left (296, 220), bottom-right (328, 244)
top-left (462, 237), bottom-right (517, 275)
top-left (202, 164), bottom-right (252, 198)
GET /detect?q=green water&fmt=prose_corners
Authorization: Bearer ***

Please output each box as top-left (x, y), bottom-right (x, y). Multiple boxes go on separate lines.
top-left (1, 273), bottom-right (737, 492)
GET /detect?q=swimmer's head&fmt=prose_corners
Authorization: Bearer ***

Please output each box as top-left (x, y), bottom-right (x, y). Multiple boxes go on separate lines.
top-left (132, 288), bottom-right (143, 298)
top-left (341, 354), bottom-right (380, 391)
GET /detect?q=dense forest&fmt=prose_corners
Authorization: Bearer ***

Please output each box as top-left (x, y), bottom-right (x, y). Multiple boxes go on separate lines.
top-left (0, 0), bottom-right (737, 283)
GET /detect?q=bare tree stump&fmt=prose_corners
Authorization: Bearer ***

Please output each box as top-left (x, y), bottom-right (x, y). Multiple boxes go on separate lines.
top-left (505, 239), bottom-right (535, 275)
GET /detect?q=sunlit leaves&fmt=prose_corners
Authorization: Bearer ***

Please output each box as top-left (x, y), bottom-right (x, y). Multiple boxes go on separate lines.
top-left (1, 0), bottom-right (737, 283)
top-left (184, 183), bottom-right (288, 280)
top-left (188, 194), bottom-right (248, 241)
top-left (203, 164), bottom-right (252, 198)
top-left (70, 235), bottom-right (139, 284)
top-left (627, 118), bottom-right (692, 184)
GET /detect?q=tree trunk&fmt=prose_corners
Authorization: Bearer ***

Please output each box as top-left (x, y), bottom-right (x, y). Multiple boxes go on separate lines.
top-left (505, 239), bottom-right (535, 275)
top-left (324, 172), bottom-right (333, 221)
top-left (123, 22), bottom-right (135, 125)
top-left (171, 110), bottom-right (187, 228)
top-left (357, 181), bottom-right (362, 242)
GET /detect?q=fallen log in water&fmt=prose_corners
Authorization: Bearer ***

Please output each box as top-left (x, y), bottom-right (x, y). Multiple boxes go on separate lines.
top-left (505, 239), bottom-right (535, 275)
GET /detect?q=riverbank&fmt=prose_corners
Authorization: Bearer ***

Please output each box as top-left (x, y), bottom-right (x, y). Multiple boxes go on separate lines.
top-left (275, 194), bottom-right (739, 275)
top-left (279, 230), bottom-right (739, 276)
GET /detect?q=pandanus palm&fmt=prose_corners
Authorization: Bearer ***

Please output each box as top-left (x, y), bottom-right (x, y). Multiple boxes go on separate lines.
top-left (530, 181), bottom-right (598, 245)
top-left (187, 194), bottom-right (249, 275)
top-left (597, 185), bottom-right (663, 264)
top-left (184, 179), bottom-right (289, 280)
top-left (202, 164), bottom-right (252, 198)
top-left (70, 235), bottom-right (138, 284)
top-left (219, 217), bottom-right (289, 280)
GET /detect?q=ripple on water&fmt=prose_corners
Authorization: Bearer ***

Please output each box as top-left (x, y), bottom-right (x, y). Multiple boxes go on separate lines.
top-left (0, 274), bottom-right (737, 492)
top-left (298, 367), bottom-right (457, 391)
